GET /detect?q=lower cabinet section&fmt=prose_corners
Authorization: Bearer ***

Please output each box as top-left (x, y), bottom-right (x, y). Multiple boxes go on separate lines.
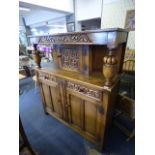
top-left (37, 74), bottom-right (113, 152)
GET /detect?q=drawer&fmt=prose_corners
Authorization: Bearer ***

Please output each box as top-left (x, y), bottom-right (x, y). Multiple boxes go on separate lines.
top-left (38, 72), bottom-right (57, 82)
top-left (66, 81), bottom-right (102, 102)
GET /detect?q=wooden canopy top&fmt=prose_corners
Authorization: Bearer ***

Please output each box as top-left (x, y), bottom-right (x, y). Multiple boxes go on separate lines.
top-left (28, 28), bottom-right (128, 48)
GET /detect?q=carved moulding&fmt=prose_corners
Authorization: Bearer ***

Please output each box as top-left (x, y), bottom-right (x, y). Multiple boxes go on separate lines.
top-left (67, 81), bottom-right (102, 100)
top-left (38, 72), bottom-right (56, 82)
top-left (38, 34), bottom-right (91, 45)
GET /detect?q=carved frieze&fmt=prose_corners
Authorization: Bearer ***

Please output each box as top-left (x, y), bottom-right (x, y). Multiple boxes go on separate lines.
top-left (67, 81), bottom-right (102, 100)
top-left (38, 34), bottom-right (91, 45)
top-left (39, 72), bottom-right (56, 82)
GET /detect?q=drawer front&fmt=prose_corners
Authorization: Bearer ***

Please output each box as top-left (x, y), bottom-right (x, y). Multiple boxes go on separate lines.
top-left (38, 72), bottom-right (57, 82)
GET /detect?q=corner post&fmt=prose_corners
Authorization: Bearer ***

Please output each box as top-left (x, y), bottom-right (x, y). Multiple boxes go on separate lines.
top-left (32, 44), bottom-right (41, 68)
top-left (103, 31), bottom-right (119, 86)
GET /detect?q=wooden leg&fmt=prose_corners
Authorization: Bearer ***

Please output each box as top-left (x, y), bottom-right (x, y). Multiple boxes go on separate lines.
top-left (126, 129), bottom-right (135, 141)
top-left (113, 120), bottom-right (131, 136)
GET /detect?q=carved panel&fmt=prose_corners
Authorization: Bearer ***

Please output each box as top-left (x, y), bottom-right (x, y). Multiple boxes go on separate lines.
top-left (60, 47), bottom-right (80, 71)
top-left (38, 72), bottom-right (56, 82)
top-left (39, 34), bottom-right (91, 45)
top-left (67, 81), bottom-right (102, 100)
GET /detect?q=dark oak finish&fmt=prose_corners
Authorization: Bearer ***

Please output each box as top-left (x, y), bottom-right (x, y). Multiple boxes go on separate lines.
top-left (32, 29), bottom-right (128, 152)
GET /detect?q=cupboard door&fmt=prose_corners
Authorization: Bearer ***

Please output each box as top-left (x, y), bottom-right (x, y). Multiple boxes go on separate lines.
top-left (67, 91), bottom-right (103, 139)
top-left (40, 80), bottom-right (63, 119)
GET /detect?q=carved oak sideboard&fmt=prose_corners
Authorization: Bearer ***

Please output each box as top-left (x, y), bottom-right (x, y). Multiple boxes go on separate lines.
top-left (31, 28), bottom-right (128, 152)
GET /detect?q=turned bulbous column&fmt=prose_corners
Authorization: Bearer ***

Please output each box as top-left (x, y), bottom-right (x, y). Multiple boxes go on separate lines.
top-left (32, 52), bottom-right (41, 68)
top-left (103, 52), bottom-right (117, 86)
top-left (32, 44), bottom-right (41, 68)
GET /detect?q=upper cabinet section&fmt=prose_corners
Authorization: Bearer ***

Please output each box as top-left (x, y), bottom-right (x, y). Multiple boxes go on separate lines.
top-left (33, 29), bottom-right (128, 86)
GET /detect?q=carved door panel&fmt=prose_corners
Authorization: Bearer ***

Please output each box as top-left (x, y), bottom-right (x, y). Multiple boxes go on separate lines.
top-left (58, 45), bottom-right (82, 72)
top-left (40, 80), bottom-right (63, 119)
top-left (67, 91), bottom-right (103, 139)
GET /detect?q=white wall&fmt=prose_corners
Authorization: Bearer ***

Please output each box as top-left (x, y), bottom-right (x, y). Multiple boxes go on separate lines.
top-left (20, 0), bottom-right (74, 13)
top-left (76, 0), bottom-right (102, 21)
top-left (101, 0), bottom-right (135, 49)
top-left (19, 15), bottom-right (24, 26)
top-left (23, 10), bottom-right (66, 25)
